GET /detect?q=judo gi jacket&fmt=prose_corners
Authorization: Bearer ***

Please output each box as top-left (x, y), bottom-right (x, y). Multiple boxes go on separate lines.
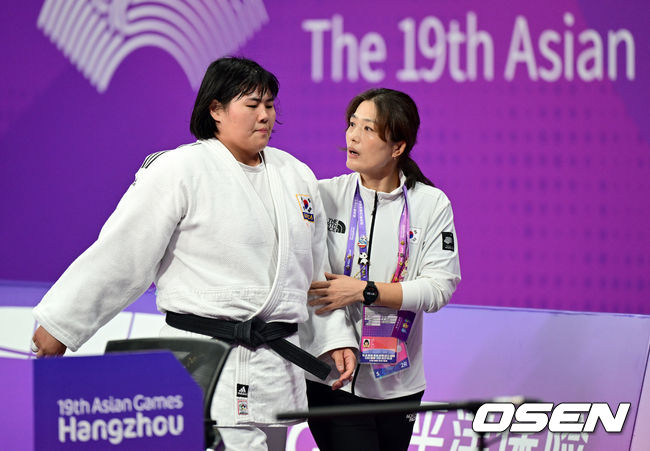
top-left (33, 138), bottom-right (355, 425)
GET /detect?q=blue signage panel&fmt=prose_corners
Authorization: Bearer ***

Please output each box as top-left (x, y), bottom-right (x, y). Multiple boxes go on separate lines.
top-left (1, 358), bottom-right (33, 450)
top-left (33, 352), bottom-right (203, 450)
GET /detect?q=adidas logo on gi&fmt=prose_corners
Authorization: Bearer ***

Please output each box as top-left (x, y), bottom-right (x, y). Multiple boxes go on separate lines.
top-left (236, 384), bottom-right (249, 398)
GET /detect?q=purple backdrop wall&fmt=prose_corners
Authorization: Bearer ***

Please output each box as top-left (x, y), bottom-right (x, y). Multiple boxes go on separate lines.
top-left (0, 1), bottom-right (648, 314)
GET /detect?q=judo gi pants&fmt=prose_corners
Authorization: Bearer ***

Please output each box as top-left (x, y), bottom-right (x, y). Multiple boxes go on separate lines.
top-left (306, 380), bottom-right (424, 451)
top-left (218, 425), bottom-right (287, 451)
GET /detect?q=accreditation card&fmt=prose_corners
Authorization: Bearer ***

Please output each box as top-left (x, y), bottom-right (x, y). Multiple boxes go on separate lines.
top-left (359, 306), bottom-right (398, 364)
top-left (363, 309), bottom-right (416, 378)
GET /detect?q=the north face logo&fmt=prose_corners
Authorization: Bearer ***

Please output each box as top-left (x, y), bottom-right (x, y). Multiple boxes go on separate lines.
top-left (327, 218), bottom-right (346, 233)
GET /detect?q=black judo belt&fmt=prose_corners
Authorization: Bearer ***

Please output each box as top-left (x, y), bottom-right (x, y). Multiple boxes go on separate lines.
top-left (165, 311), bottom-right (330, 381)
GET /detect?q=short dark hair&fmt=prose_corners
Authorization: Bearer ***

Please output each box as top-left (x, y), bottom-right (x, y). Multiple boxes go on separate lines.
top-left (190, 57), bottom-right (279, 139)
top-left (345, 88), bottom-right (434, 189)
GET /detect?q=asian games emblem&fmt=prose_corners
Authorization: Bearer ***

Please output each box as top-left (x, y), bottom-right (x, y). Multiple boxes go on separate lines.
top-left (297, 194), bottom-right (314, 222)
top-left (36, 0), bottom-right (269, 93)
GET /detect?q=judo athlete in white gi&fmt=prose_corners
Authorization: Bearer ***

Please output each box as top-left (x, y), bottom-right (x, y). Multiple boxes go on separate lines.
top-left (303, 89), bottom-right (461, 451)
top-left (31, 57), bottom-right (356, 451)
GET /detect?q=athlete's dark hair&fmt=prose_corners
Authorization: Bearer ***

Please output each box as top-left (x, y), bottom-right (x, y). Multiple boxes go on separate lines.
top-left (345, 88), bottom-right (434, 189)
top-left (190, 57), bottom-right (279, 139)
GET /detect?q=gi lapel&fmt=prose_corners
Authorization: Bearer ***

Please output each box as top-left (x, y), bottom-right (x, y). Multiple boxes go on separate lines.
top-left (253, 149), bottom-right (289, 320)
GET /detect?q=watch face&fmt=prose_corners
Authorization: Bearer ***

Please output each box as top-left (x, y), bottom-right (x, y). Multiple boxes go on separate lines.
top-left (363, 284), bottom-right (379, 305)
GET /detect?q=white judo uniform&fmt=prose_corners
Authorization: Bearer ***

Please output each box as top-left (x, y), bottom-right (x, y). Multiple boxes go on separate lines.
top-left (33, 138), bottom-right (354, 426)
top-left (303, 172), bottom-right (461, 399)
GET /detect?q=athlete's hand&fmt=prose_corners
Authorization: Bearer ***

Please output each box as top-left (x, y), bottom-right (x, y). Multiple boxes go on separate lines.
top-left (309, 273), bottom-right (364, 314)
top-left (32, 326), bottom-right (67, 358)
top-left (329, 347), bottom-right (356, 390)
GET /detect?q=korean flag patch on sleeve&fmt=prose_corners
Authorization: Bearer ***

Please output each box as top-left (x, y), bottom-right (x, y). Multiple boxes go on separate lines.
top-left (297, 194), bottom-right (314, 222)
top-left (441, 232), bottom-right (455, 251)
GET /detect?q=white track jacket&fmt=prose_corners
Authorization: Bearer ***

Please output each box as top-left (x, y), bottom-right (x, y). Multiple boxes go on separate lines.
top-left (310, 172), bottom-right (461, 399)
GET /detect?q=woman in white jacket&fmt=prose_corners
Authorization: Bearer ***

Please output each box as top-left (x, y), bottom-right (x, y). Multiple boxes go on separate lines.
top-left (306, 88), bottom-right (461, 451)
top-left (31, 57), bottom-right (355, 451)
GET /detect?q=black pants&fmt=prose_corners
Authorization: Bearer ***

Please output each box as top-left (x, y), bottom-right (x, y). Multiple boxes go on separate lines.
top-left (306, 380), bottom-right (424, 451)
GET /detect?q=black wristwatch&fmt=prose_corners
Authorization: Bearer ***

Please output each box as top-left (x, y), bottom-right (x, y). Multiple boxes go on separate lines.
top-left (362, 281), bottom-right (379, 306)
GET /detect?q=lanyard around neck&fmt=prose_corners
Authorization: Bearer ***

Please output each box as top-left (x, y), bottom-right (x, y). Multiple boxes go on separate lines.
top-left (392, 185), bottom-right (410, 283)
top-left (343, 182), bottom-right (410, 282)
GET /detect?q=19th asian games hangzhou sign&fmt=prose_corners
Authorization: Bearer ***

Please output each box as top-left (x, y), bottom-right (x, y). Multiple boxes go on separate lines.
top-left (33, 352), bottom-right (203, 450)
